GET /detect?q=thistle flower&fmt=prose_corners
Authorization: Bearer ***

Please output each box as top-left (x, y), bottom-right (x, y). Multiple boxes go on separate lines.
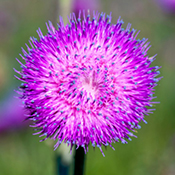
top-left (15, 12), bottom-right (161, 156)
top-left (72, 0), bottom-right (100, 16)
top-left (156, 0), bottom-right (175, 14)
top-left (0, 92), bottom-right (26, 132)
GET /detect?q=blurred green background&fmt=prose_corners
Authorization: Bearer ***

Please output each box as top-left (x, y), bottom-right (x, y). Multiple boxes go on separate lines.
top-left (0, 0), bottom-right (174, 175)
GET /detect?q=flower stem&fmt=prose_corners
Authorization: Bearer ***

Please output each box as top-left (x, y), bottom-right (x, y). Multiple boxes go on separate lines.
top-left (56, 154), bottom-right (69, 175)
top-left (74, 147), bottom-right (86, 175)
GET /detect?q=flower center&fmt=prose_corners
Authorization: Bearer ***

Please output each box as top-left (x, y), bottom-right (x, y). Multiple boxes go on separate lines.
top-left (81, 71), bottom-right (98, 99)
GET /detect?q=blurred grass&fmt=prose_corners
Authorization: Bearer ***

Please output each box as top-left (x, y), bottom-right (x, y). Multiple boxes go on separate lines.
top-left (0, 0), bottom-right (175, 175)
top-left (0, 129), bottom-right (55, 175)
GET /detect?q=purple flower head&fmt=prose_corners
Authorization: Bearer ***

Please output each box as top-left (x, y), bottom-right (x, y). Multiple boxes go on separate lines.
top-left (72, 0), bottom-right (100, 16)
top-left (15, 12), bottom-right (161, 156)
top-left (0, 92), bottom-right (26, 132)
top-left (156, 0), bottom-right (175, 14)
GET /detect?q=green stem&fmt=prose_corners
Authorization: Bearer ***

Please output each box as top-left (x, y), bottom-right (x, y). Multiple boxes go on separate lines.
top-left (56, 154), bottom-right (69, 175)
top-left (73, 147), bottom-right (86, 175)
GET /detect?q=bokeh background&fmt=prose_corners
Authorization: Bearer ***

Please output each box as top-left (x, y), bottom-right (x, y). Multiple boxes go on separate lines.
top-left (0, 0), bottom-right (175, 174)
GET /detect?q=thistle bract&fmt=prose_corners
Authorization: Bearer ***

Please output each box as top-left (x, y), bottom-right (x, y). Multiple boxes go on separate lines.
top-left (15, 12), bottom-right (161, 156)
